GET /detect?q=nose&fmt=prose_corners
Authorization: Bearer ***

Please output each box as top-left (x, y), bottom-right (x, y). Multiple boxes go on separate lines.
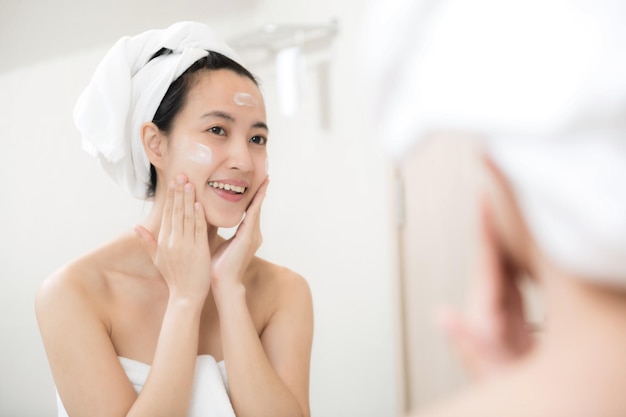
top-left (227, 137), bottom-right (253, 172)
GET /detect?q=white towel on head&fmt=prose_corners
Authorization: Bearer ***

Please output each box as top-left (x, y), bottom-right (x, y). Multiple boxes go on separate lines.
top-left (74, 21), bottom-right (243, 199)
top-left (363, 0), bottom-right (626, 285)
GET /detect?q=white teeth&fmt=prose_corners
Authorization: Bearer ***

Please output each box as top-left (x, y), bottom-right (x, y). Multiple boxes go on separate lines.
top-left (208, 181), bottom-right (246, 194)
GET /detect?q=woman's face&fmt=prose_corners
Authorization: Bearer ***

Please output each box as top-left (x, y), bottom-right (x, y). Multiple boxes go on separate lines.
top-left (161, 69), bottom-right (268, 228)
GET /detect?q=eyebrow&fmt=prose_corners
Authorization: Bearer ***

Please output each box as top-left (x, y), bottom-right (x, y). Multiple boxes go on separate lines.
top-left (201, 110), bottom-right (269, 132)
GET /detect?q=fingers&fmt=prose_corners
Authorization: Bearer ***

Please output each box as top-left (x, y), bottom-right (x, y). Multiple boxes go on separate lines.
top-left (184, 182), bottom-right (196, 238)
top-left (194, 202), bottom-right (208, 246)
top-left (474, 195), bottom-right (506, 312)
top-left (220, 178), bottom-right (268, 251)
top-left (171, 176), bottom-right (186, 238)
top-left (161, 176), bottom-right (198, 241)
top-left (160, 180), bottom-right (176, 239)
top-left (234, 177), bottom-right (268, 241)
top-left (435, 306), bottom-right (481, 373)
top-left (244, 177), bottom-right (269, 223)
top-left (436, 305), bottom-right (513, 380)
top-left (436, 306), bottom-right (472, 344)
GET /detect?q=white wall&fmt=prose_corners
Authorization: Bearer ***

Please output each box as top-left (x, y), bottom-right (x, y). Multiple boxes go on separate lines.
top-left (0, 1), bottom-right (398, 416)
top-left (0, 48), bottom-right (150, 416)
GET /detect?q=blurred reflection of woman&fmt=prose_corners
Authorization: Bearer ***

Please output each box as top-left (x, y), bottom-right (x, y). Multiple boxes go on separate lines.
top-left (36, 21), bottom-right (313, 417)
top-left (364, 1), bottom-right (626, 416)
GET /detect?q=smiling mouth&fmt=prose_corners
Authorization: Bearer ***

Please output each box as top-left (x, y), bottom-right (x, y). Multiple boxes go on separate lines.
top-left (208, 181), bottom-right (247, 194)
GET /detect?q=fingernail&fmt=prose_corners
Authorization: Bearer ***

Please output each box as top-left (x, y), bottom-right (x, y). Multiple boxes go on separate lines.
top-left (176, 175), bottom-right (185, 184)
top-left (169, 180), bottom-right (175, 189)
top-left (184, 183), bottom-right (192, 193)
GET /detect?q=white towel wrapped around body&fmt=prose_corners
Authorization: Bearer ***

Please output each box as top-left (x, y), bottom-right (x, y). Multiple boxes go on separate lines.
top-left (56, 355), bottom-right (235, 417)
top-left (74, 21), bottom-right (243, 199)
top-left (363, 0), bottom-right (626, 285)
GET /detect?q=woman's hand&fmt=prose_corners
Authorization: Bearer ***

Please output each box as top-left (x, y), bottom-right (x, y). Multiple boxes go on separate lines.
top-left (210, 177), bottom-right (269, 298)
top-left (135, 176), bottom-right (212, 303)
top-left (436, 199), bottom-right (534, 380)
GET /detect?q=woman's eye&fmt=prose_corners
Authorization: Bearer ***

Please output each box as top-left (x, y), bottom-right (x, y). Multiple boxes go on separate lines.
top-left (250, 135), bottom-right (267, 145)
top-left (209, 126), bottom-right (226, 136)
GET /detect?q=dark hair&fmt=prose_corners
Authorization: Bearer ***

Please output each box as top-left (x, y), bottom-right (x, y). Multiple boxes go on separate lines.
top-left (146, 49), bottom-right (258, 198)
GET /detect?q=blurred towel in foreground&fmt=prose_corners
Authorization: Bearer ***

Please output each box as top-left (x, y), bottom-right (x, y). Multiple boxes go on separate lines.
top-left (362, 0), bottom-right (626, 285)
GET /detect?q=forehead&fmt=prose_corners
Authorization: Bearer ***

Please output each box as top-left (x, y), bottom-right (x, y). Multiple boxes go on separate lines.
top-left (185, 69), bottom-right (265, 113)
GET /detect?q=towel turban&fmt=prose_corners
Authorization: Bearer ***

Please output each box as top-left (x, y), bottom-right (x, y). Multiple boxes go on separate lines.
top-left (74, 21), bottom-right (243, 199)
top-left (363, 0), bottom-right (626, 285)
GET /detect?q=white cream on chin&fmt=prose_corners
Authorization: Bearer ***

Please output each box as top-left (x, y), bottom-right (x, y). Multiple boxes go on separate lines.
top-left (184, 142), bottom-right (213, 165)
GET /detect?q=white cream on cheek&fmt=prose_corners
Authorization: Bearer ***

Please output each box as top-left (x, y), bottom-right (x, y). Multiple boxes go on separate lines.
top-left (183, 142), bottom-right (213, 165)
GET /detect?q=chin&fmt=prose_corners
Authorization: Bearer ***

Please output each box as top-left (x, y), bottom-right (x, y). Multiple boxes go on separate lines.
top-left (206, 212), bottom-right (245, 229)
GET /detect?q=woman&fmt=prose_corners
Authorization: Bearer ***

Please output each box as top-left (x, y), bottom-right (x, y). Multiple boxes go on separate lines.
top-left (36, 22), bottom-right (313, 417)
top-left (364, 0), bottom-right (626, 415)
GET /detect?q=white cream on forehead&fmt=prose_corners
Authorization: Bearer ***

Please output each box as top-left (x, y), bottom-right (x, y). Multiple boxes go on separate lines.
top-left (234, 92), bottom-right (258, 107)
top-left (184, 142), bottom-right (213, 165)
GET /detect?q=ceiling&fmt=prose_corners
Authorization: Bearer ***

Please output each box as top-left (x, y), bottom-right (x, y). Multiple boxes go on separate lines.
top-left (0, 0), bottom-right (259, 74)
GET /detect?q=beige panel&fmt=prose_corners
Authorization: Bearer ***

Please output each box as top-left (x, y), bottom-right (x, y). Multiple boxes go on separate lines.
top-left (393, 135), bottom-right (482, 413)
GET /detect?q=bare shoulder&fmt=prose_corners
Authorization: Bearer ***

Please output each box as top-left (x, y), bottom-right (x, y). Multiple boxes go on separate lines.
top-left (36, 232), bottom-right (144, 310)
top-left (35, 251), bottom-right (111, 324)
top-left (35, 233), bottom-right (139, 327)
top-left (245, 256), bottom-right (313, 332)
top-left (247, 256), bottom-right (312, 304)
top-left (409, 367), bottom-right (554, 417)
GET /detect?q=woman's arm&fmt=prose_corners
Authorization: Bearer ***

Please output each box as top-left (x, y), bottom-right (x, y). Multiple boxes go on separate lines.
top-left (36, 274), bottom-right (204, 417)
top-left (210, 179), bottom-right (314, 417)
top-left (36, 178), bottom-right (212, 417)
top-left (36, 270), bottom-right (139, 417)
top-left (216, 271), bottom-right (313, 417)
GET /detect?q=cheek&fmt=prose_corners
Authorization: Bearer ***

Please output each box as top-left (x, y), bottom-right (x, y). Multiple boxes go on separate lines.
top-left (168, 140), bottom-right (218, 185)
top-left (184, 142), bottom-right (213, 165)
top-left (252, 154), bottom-right (269, 179)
